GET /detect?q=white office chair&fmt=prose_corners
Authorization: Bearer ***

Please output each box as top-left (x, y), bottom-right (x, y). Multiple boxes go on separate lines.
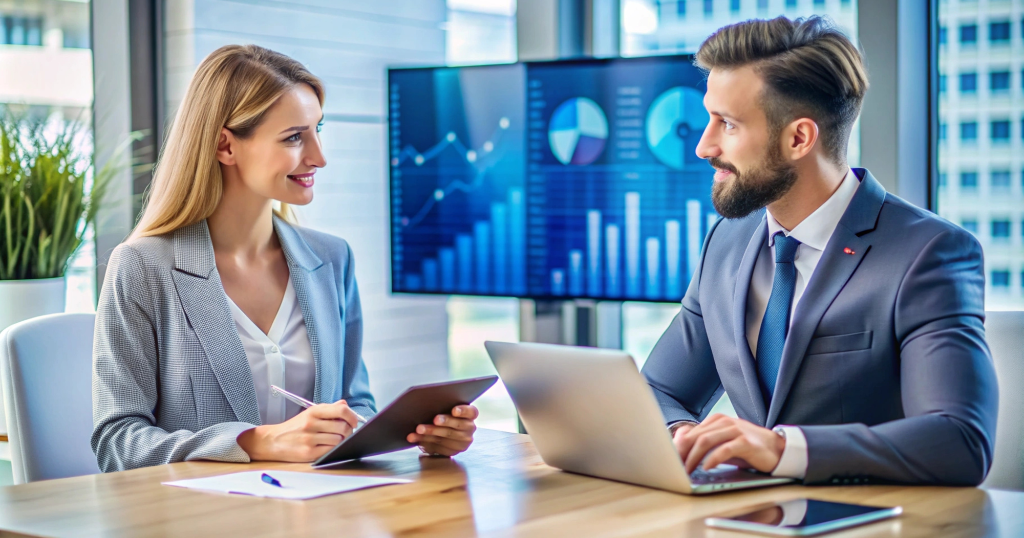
top-left (982, 311), bottom-right (1024, 492)
top-left (0, 313), bottom-right (101, 484)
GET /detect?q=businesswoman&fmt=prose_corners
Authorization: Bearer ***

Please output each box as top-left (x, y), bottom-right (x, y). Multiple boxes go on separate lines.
top-left (92, 45), bottom-right (478, 471)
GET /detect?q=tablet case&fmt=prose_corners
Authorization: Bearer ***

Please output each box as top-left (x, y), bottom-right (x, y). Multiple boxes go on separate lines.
top-left (311, 375), bottom-right (498, 467)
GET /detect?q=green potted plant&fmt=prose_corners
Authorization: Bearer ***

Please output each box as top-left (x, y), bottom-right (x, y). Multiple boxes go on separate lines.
top-left (0, 109), bottom-right (116, 333)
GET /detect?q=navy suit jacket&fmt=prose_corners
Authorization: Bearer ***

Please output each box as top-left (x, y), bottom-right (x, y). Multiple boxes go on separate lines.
top-left (641, 169), bottom-right (999, 485)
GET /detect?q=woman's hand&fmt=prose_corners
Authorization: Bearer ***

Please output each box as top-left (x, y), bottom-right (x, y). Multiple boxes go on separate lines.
top-left (406, 405), bottom-right (479, 457)
top-left (237, 400), bottom-right (360, 462)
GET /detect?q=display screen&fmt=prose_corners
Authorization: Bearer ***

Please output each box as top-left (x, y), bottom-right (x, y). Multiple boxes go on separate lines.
top-left (388, 56), bottom-right (716, 302)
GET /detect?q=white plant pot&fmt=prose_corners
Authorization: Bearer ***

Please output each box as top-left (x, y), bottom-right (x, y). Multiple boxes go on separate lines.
top-left (0, 277), bottom-right (66, 435)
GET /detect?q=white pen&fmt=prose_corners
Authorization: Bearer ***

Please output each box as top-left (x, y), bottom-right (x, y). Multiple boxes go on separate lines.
top-left (270, 384), bottom-right (367, 425)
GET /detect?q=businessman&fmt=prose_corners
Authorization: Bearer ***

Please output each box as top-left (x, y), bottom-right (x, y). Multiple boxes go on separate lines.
top-left (642, 16), bottom-right (998, 485)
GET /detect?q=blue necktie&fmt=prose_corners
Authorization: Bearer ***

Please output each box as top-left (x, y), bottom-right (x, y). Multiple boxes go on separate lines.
top-left (756, 232), bottom-right (801, 406)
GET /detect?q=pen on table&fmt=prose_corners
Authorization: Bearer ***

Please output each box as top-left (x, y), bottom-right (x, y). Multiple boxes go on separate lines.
top-left (269, 384), bottom-right (367, 425)
top-left (261, 472), bottom-right (283, 488)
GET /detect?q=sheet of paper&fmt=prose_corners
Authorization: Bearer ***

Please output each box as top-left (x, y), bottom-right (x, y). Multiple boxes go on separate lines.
top-left (163, 471), bottom-right (411, 500)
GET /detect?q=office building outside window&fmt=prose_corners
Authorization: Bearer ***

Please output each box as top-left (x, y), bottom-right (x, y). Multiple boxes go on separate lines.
top-left (992, 169), bottom-right (1012, 191)
top-left (990, 20), bottom-right (1011, 43)
top-left (990, 70), bottom-right (1010, 92)
top-left (960, 71), bottom-right (978, 93)
top-left (961, 121), bottom-right (978, 142)
top-left (961, 23), bottom-right (978, 45)
top-left (937, 0), bottom-right (1024, 309)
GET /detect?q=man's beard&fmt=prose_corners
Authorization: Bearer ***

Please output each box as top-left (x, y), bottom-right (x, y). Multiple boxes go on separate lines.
top-left (709, 142), bottom-right (798, 219)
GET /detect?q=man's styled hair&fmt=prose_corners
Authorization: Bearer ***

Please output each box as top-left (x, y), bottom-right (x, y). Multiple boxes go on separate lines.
top-left (695, 16), bottom-right (868, 164)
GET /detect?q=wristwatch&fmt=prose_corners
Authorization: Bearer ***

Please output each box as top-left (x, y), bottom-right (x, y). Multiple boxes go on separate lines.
top-left (668, 420), bottom-right (699, 436)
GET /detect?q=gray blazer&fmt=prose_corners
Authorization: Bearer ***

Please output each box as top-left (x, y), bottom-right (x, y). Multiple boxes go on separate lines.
top-left (91, 217), bottom-right (376, 472)
top-left (642, 169), bottom-right (999, 486)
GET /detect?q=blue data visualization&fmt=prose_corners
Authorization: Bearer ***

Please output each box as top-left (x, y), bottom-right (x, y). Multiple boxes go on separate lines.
top-left (388, 56), bottom-right (717, 302)
top-left (389, 64), bottom-right (527, 297)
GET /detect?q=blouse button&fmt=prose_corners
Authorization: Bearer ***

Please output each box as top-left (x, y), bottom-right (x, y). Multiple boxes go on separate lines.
top-left (270, 345), bottom-right (279, 354)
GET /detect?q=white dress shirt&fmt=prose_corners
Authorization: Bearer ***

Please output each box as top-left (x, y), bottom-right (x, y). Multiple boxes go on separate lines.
top-left (745, 169), bottom-right (860, 479)
top-left (226, 277), bottom-right (316, 425)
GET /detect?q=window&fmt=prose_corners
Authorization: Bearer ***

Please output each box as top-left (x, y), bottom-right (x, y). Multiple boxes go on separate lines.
top-left (445, 0), bottom-right (517, 66)
top-left (961, 171), bottom-right (979, 190)
top-left (678, 0), bottom-right (687, 17)
top-left (939, 26), bottom-right (947, 45)
top-left (960, 72), bottom-right (977, 94)
top-left (0, 2), bottom-right (96, 320)
top-left (786, 0), bottom-right (797, 9)
top-left (939, 122), bottom-right (948, 140)
top-left (960, 24), bottom-right (977, 45)
top-left (938, 172), bottom-right (948, 187)
top-left (991, 120), bottom-right (1010, 142)
top-left (730, 0), bottom-right (741, 13)
top-left (704, 0), bottom-right (713, 17)
top-left (991, 220), bottom-right (1011, 240)
top-left (1, 16), bottom-right (44, 46)
top-left (992, 170), bottom-right (1012, 191)
top-left (814, 0), bottom-right (826, 7)
top-left (992, 270), bottom-right (1010, 288)
top-left (960, 121), bottom-right (978, 142)
top-left (989, 21), bottom-right (1011, 43)
top-left (990, 71), bottom-right (1010, 93)
top-left (939, 74), bottom-right (947, 94)
top-left (962, 219), bottom-right (979, 234)
top-left (937, 3), bottom-right (1024, 310)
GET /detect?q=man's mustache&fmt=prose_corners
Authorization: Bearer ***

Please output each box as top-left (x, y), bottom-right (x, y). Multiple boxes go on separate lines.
top-left (707, 157), bottom-right (739, 175)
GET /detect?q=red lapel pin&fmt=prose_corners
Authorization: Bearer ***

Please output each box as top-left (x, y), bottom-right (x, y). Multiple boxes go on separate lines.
top-left (843, 247), bottom-right (855, 255)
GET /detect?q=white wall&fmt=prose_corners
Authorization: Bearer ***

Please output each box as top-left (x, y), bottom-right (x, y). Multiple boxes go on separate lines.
top-left (163, 0), bottom-right (451, 404)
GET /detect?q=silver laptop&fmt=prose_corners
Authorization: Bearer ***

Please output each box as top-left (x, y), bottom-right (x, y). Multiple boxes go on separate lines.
top-left (484, 341), bottom-right (794, 495)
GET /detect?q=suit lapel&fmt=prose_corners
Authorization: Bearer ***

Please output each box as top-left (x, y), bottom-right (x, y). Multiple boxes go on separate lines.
top-left (273, 218), bottom-right (341, 404)
top-left (171, 221), bottom-right (261, 425)
top-left (732, 213), bottom-right (769, 425)
top-left (765, 169), bottom-right (886, 426)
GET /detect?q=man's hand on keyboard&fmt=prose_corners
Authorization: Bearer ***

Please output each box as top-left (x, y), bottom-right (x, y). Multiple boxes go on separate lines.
top-left (671, 414), bottom-right (786, 474)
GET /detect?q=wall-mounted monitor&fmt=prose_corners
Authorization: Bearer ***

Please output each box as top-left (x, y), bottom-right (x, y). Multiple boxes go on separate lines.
top-left (388, 55), bottom-right (716, 303)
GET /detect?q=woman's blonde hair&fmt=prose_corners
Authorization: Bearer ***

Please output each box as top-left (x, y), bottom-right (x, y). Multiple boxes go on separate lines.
top-left (131, 44), bottom-right (324, 238)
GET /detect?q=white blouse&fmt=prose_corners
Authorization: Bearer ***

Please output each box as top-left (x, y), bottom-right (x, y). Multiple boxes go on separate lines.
top-left (225, 278), bottom-right (315, 425)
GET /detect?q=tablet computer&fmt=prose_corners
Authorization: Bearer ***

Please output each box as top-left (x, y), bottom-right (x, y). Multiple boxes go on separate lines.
top-left (311, 375), bottom-right (498, 468)
top-left (704, 498), bottom-right (902, 536)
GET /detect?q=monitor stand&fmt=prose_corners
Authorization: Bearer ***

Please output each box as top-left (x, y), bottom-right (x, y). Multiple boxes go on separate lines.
top-left (515, 299), bottom-right (622, 433)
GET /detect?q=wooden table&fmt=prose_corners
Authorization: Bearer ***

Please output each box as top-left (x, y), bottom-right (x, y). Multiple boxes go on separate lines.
top-left (0, 429), bottom-right (1020, 537)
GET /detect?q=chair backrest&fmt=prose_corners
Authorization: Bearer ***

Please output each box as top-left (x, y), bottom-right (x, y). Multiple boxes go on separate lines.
top-left (982, 310), bottom-right (1024, 491)
top-left (0, 313), bottom-right (101, 484)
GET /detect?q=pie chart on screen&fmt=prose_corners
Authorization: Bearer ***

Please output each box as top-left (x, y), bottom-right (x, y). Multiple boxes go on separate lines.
top-left (548, 97), bottom-right (608, 165)
top-left (646, 86), bottom-right (709, 170)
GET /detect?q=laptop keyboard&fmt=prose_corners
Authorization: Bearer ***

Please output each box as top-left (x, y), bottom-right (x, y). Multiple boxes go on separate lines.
top-left (690, 467), bottom-right (766, 484)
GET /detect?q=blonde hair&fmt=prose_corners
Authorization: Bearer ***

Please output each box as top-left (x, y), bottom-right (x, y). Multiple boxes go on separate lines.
top-left (131, 44), bottom-right (324, 238)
